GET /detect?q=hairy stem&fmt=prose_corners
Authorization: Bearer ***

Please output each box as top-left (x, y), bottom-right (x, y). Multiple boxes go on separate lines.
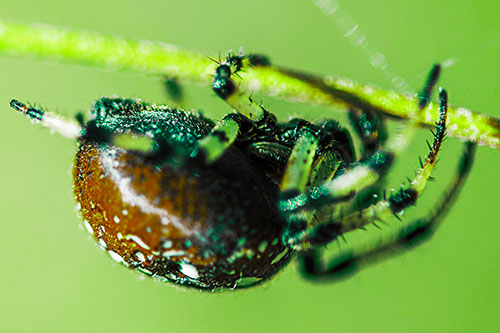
top-left (0, 20), bottom-right (499, 149)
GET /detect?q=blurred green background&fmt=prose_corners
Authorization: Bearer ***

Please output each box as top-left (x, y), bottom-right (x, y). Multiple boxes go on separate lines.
top-left (1, 1), bottom-right (499, 332)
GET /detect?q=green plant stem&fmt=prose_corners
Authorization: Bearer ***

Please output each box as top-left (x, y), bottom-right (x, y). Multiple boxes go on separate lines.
top-left (0, 20), bottom-right (499, 149)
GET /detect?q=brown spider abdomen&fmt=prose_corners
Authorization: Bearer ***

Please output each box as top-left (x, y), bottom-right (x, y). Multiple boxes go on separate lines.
top-left (73, 141), bottom-right (294, 289)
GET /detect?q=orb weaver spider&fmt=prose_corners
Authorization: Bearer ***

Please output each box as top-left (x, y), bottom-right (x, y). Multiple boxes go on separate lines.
top-left (9, 51), bottom-right (476, 290)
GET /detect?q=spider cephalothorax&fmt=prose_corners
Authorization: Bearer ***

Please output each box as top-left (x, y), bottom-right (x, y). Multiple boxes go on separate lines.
top-left (10, 54), bottom-right (476, 290)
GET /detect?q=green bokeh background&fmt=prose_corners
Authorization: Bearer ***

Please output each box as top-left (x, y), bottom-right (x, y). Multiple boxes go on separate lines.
top-left (1, 1), bottom-right (499, 332)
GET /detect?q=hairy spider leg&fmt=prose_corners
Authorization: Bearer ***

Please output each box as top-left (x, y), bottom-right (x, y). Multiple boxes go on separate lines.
top-left (164, 77), bottom-right (184, 104)
top-left (348, 108), bottom-right (388, 158)
top-left (216, 52), bottom-right (390, 162)
top-left (306, 133), bottom-right (344, 187)
top-left (279, 128), bottom-right (351, 241)
top-left (9, 99), bottom-right (154, 151)
top-left (345, 107), bottom-right (390, 214)
top-left (299, 140), bottom-right (476, 280)
top-left (212, 56), bottom-right (266, 122)
top-left (193, 114), bottom-right (240, 162)
top-left (341, 65), bottom-right (440, 214)
top-left (279, 64), bottom-right (441, 214)
top-left (339, 63), bottom-right (437, 214)
top-left (10, 99), bottom-right (81, 139)
top-left (278, 64), bottom-right (439, 244)
top-left (165, 51), bottom-right (269, 109)
top-left (199, 54), bottom-right (278, 163)
top-left (307, 101), bottom-right (388, 220)
top-left (280, 131), bottom-right (319, 193)
top-left (207, 52), bottom-right (390, 169)
top-left (418, 64), bottom-right (442, 109)
top-left (170, 52), bottom-right (274, 158)
top-left (209, 54), bottom-right (354, 205)
top-left (289, 88), bottom-right (449, 249)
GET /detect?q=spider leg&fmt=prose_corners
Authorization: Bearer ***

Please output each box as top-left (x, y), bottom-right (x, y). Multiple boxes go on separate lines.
top-left (287, 88), bottom-right (449, 249)
top-left (246, 53), bottom-right (272, 67)
top-left (280, 131), bottom-right (319, 194)
top-left (279, 122), bottom-right (411, 214)
top-left (196, 52), bottom-right (282, 164)
top-left (192, 114), bottom-right (240, 162)
top-left (10, 99), bottom-right (81, 139)
top-left (198, 53), bottom-right (277, 163)
top-left (307, 146), bottom-right (343, 187)
top-left (298, 141), bottom-right (476, 281)
top-left (280, 64), bottom-right (442, 215)
top-left (164, 77), bottom-right (184, 104)
top-left (10, 99), bottom-right (157, 152)
top-left (212, 56), bottom-right (266, 122)
top-left (346, 108), bottom-right (388, 212)
top-left (279, 128), bottom-right (356, 241)
top-left (348, 108), bottom-right (388, 158)
top-left (347, 61), bottom-right (440, 156)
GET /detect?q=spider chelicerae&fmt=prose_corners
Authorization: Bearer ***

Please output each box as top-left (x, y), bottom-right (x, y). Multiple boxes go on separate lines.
top-left (10, 53), bottom-right (476, 290)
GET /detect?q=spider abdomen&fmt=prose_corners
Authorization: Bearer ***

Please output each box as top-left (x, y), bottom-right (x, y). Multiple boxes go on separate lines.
top-left (74, 141), bottom-right (293, 290)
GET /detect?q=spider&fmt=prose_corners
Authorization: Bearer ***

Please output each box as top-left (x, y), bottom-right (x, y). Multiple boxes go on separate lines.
top-left (10, 53), bottom-right (476, 290)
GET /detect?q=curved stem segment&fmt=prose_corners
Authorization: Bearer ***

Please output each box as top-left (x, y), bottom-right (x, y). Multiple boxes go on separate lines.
top-left (1, 20), bottom-right (499, 149)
